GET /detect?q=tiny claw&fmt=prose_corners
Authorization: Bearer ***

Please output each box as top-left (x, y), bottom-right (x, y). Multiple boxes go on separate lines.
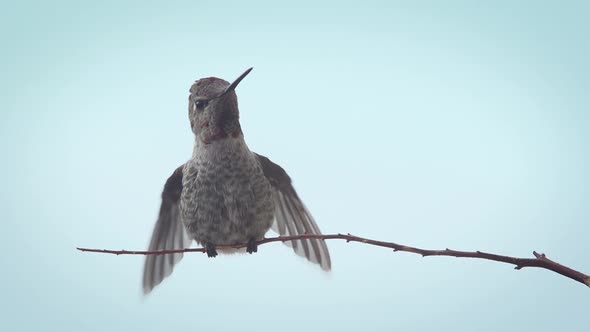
top-left (246, 239), bottom-right (258, 254)
top-left (206, 243), bottom-right (218, 258)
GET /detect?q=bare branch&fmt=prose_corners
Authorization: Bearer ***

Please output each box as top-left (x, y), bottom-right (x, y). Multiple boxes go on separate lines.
top-left (77, 233), bottom-right (590, 288)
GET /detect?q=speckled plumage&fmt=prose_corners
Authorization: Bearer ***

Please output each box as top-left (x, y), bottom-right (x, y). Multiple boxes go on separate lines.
top-left (181, 138), bottom-right (274, 250)
top-left (142, 68), bottom-right (331, 294)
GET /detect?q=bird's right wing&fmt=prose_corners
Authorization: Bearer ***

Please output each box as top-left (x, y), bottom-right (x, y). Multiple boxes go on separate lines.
top-left (142, 165), bottom-right (192, 294)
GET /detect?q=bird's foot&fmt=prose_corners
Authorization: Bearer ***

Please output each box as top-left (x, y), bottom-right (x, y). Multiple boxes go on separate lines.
top-left (206, 243), bottom-right (218, 258)
top-left (246, 239), bottom-right (258, 254)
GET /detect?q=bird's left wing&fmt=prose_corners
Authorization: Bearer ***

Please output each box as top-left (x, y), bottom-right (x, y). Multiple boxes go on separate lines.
top-left (142, 165), bottom-right (192, 294)
top-left (254, 153), bottom-right (331, 271)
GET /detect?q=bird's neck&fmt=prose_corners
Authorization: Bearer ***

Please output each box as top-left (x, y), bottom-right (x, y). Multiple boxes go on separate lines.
top-left (192, 134), bottom-right (250, 162)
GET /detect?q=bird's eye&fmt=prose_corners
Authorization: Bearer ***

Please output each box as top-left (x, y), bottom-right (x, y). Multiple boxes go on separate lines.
top-left (195, 100), bottom-right (209, 111)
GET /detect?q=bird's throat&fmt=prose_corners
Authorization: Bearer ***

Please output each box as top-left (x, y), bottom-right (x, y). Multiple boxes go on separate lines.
top-left (200, 128), bottom-right (242, 145)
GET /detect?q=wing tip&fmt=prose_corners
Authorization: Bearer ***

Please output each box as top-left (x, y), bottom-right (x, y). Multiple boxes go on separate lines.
top-left (142, 285), bottom-right (154, 296)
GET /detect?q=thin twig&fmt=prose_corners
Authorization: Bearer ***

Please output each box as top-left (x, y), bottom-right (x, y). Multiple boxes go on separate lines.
top-left (76, 233), bottom-right (590, 288)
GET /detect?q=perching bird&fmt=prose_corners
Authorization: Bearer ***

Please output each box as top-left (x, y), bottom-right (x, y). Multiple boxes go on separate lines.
top-left (142, 68), bottom-right (331, 294)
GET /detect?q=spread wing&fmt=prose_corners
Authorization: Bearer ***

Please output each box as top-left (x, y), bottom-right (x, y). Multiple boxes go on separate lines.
top-left (255, 153), bottom-right (331, 271)
top-left (142, 165), bottom-right (192, 294)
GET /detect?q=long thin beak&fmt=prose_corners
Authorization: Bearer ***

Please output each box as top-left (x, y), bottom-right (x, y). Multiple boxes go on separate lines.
top-left (221, 67), bottom-right (253, 97)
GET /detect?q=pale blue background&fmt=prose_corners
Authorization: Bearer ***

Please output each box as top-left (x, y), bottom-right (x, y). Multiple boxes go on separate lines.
top-left (1, 1), bottom-right (589, 331)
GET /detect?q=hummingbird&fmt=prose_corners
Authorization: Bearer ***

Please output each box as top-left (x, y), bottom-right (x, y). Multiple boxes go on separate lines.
top-left (142, 68), bottom-right (331, 294)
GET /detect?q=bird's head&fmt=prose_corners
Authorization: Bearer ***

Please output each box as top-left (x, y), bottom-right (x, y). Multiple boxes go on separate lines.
top-left (188, 67), bottom-right (253, 145)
